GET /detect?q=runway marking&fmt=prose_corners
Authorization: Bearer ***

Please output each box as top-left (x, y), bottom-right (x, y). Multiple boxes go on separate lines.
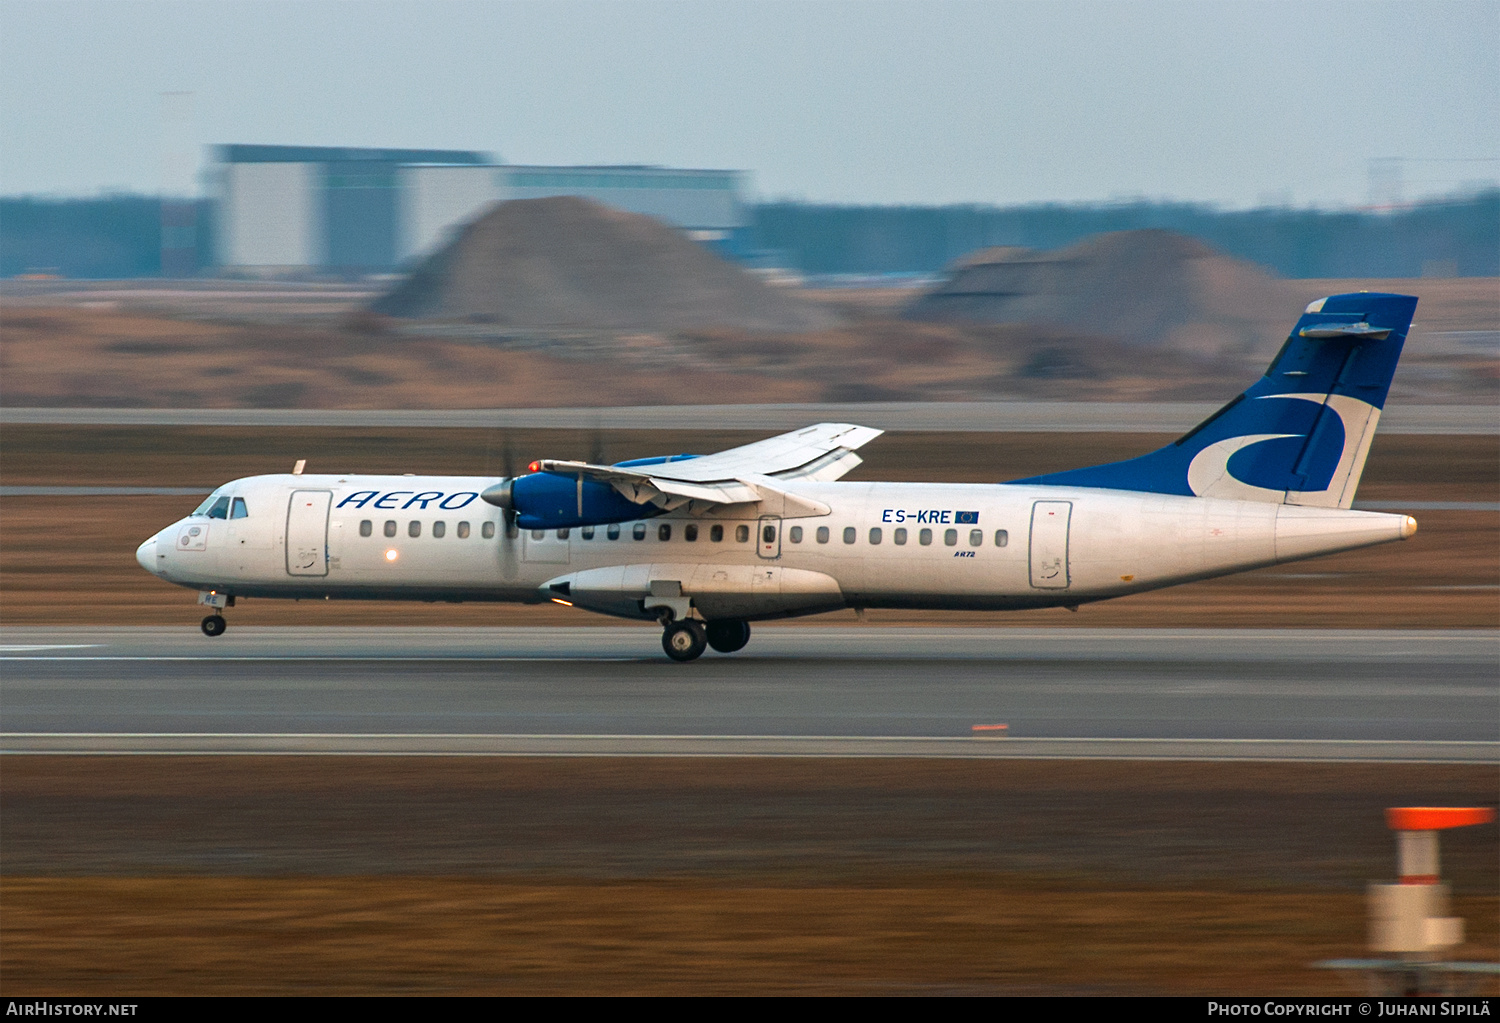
top-left (0, 655), bottom-right (645, 662)
top-left (3, 733), bottom-right (1495, 763)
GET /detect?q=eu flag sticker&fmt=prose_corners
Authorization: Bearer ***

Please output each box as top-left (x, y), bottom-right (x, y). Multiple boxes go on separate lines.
top-left (955, 511), bottom-right (979, 524)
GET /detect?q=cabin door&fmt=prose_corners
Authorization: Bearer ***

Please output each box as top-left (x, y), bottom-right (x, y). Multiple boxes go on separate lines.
top-left (286, 490), bottom-right (332, 577)
top-left (1028, 501), bottom-right (1072, 589)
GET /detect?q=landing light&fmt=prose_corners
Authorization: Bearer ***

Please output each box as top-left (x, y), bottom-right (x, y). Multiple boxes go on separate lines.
top-left (550, 598), bottom-right (573, 607)
top-left (385, 549), bottom-right (399, 562)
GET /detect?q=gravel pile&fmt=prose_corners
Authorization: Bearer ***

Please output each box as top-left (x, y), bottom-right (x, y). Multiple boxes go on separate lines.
top-left (374, 196), bottom-right (837, 333)
top-left (905, 229), bottom-right (1291, 356)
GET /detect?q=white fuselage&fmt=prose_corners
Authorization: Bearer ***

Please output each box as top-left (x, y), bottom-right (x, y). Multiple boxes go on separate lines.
top-left (137, 472), bottom-right (1416, 622)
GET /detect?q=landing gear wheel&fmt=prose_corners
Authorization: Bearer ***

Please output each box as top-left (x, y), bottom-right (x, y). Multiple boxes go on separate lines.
top-left (662, 620), bottom-right (707, 662)
top-left (705, 619), bottom-right (751, 654)
top-left (201, 614), bottom-right (227, 637)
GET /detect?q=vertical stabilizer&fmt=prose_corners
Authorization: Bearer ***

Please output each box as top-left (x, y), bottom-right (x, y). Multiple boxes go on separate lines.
top-left (1010, 293), bottom-right (1418, 508)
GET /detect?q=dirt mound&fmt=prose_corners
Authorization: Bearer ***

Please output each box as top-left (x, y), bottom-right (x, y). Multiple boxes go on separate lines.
top-left (373, 196), bottom-right (838, 333)
top-left (905, 229), bottom-right (1292, 357)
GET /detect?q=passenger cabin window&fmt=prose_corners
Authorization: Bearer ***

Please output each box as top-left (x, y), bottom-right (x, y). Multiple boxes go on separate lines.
top-left (894, 528), bottom-right (907, 545)
top-left (944, 529), bottom-right (958, 546)
top-left (384, 520), bottom-right (398, 538)
top-left (457, 522), bottom-right (470, 539)
top-left (869, 528), bottom-right (882, 545)
top-left (919, 528), bottom-right (933, 546)
top-left (532, 529), bottom-right (545, 541)
top-left (736, 524), bottom-right (749, 543)
top-left (482, 521), bottom-right (496, 539)
top-left (789, 526), bottom-right (803, 543)
top-left (359, 520), bottom-right (373, 537)
top-left (816, 526), bottom-right (830, 544)
top-left (433, 521), bottom-right (446, 538)
top-left (710, 524), bottom-right (723, 542)
top-left (581, 526), bottom-right (594, 540)
top-left (607, 523), bottom-right (620, 540)
top-left (995, 529), bottom-right (1009, 547)
top-left (231, 498), bottom-right (249, 519)
top-left (843, 527), bottom-right (856, 544)
top-left (205, 497), bottom-right (230, 520)
top-left (684, 524), bottom-right (698, 542)
top-left (658, 524), bottom-right (672, 541)
top-left (557, 528), bottom-right (570, 539)
top-left (969, 529), bottom-right (982, 547)
top-left (762, 524), bottom-right (776, 544)
top-left (634, 523), bottom-right (647, 540)
top-left (409, 521), bottom-right (422, 538)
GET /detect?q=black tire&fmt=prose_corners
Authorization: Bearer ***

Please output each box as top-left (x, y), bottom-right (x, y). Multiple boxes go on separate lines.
top-left (201, 614), bottom-right (227, 637)
top-left (705, 619), bottom-right (751, 654)
top-left (662, 620), bottom-right (707, 662)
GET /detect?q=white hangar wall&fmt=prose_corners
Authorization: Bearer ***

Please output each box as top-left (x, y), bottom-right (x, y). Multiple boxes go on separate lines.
top-left (218, 162), bottom-right (320, 269)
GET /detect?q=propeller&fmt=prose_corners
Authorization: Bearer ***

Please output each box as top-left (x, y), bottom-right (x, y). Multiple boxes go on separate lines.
top-left (485, 435), bottom-right (518, 539)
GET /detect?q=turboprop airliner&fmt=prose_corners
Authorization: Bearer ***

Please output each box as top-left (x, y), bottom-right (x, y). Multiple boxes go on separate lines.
top-left (137, 292), bottom-right (1420, 661)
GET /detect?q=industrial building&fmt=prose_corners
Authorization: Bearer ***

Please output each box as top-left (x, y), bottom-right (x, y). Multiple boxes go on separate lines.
top-left (214, 144), bottom-right (751, 274)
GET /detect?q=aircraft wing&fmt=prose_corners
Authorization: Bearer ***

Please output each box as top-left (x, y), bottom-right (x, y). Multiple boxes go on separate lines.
top-left (534, 422), bottom-right (880, 513)
top-left (653, 422), bottom-right (882, 483)
top-left (535, 461), bottom-right (762, 506)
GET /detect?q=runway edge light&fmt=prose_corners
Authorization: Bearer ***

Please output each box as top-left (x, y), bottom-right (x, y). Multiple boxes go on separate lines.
top-left (1316, 805), bottom-right (1499, 996)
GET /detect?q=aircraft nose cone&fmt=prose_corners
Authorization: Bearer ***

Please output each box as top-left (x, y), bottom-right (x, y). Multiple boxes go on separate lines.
top-left (136, 536), bottom-right (158, 574)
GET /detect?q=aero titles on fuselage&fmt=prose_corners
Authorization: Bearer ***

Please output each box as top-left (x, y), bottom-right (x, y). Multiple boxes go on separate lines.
top-left (335, 491), bottom-right (480, 511)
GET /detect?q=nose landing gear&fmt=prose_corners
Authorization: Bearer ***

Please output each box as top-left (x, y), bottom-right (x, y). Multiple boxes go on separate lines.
top-left (198, 591), bottom-right (233, 637)
top-left (661, 619), bottom-right (708, 662)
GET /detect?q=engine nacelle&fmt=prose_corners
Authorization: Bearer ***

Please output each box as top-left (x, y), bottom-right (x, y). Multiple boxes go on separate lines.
top-left (499, 472), bottom-right (655, 530)
top-left (482, 454), bottom-right (703, 530)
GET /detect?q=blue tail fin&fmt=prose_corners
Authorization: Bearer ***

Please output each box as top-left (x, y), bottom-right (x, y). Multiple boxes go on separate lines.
top-left (1010, 292), bottom-right (1418, 508)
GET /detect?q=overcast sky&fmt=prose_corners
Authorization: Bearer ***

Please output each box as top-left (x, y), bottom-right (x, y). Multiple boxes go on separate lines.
top-left (1, 0), bottom-right (1495, 207)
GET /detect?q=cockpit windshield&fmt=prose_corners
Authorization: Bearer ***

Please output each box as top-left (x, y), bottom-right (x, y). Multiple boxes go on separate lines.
top-left (193, 492), bottom-right (231, 519)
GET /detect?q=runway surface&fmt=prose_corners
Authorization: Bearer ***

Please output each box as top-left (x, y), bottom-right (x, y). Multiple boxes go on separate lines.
top-left (3, 402), bottom-right (1493, 433)
top-left (2, 627), bottom-right (1495, 760)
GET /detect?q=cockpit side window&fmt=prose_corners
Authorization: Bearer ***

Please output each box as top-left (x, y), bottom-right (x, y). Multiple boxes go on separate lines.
top-left (206, 497), bottom-right (230, 520)
top-left (231, 497), bottom-right (249, 519)
top-left (193, 493), bottom-right (222, 516)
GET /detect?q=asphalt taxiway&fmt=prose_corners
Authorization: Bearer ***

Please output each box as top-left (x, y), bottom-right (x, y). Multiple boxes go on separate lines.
top-left (2, 627), bottom-right (1495, 761)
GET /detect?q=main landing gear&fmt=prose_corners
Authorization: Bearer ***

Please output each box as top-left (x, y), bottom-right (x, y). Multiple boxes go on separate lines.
top-left (201, 614), bottom-right (227, 637)
top-left (662, 619), bottom-right (707, 662)
top-left (660, 618), bottom-right (751, 662)
top-left (705, 619), bottom-right (751, 654)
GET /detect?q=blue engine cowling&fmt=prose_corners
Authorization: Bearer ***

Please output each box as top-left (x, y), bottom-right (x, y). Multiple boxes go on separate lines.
top-left (511, 473), bottom-right (653, 530)
top-left (503, 454), bottom-right (701, 530)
